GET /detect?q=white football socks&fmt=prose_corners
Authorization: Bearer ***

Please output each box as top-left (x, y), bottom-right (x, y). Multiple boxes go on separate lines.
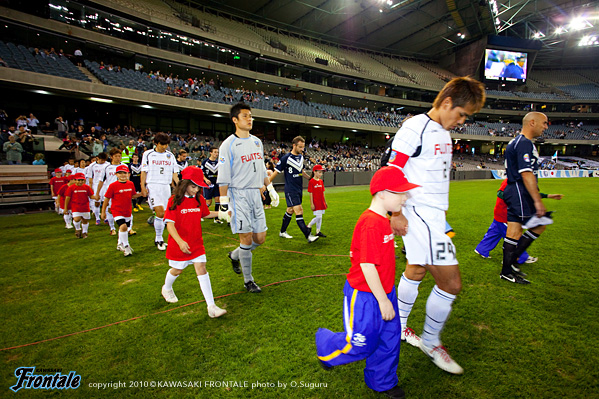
top-left (397, 273), bottom-right (421, 331)
top-left (198, 273), bottom-right (215, 307)
top-left (421, 285), bottom-right (456, 348)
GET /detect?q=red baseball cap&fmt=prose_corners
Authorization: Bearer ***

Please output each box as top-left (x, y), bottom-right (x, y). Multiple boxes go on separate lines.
top-left (313, 164), bottom-right (325, 172)
top-left (73, 173), bottom-right (86, 180)
top-left (116, 165), bottom-right (129, 173)
top-left (54, 168), bottom-right (62, 173)
top-left (181, 166), bottom-right (208, 188)
top-left (370, 166), bottom-right (420, 195)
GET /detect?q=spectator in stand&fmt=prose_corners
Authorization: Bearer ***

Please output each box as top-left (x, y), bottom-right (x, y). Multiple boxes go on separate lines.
top-left (0, 109), bottom-right (8, 131)
top-left (3, 135), bottom-right (23, 164)
top-left (55, 116), bottom-right (69, 138)
top-left (74, 48), bottom-right (83, 66)
top-left (27, 114), bottom-right (39, 135)
top-left (19, 126), bottom-right (38, 163)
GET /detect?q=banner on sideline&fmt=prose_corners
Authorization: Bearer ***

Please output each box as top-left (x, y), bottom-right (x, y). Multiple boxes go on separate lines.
top-left (492, 170), bottom-right (596, 179)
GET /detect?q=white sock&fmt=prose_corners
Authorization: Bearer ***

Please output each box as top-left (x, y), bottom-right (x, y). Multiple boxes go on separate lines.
top-left (73, 220), bottom-right (81, 230)
top-left (397, 273), bottom-right (421, 331)
top-left (164, 270), bottom-right (178, 290)
top-left (82, 222), bottom-right (89, 234)
top-left (107, 211), bottom-right (115, 230)
top-left (250, 241), bottom-right (260, 251)
top-left (198, 273), bottom-right (215, 307)
top-left (129, 213), bottom-right (133, 230)
top-left (239, 244), bottom-right (253, 283)
top-left (119, 230), bottom-right (129, 247)
top-left (64, 214), bottom-right (70, 225)
top-left (421, 285), bottom-right (456, 348)
top-left (93, 204), bottom-right (100, 220)
top-left (155, 217), bottom-right (164, 242)
top-left (315, 215), bottom-right (322, 233)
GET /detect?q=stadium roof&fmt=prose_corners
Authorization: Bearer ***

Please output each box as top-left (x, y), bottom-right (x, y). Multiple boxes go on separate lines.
top-left (181, 0), bottom-right (599, 67)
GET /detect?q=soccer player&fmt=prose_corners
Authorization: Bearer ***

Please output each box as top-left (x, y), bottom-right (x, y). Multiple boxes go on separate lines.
top-left (500, 112), bottom-right (555, 284)
top-left (101, 165), bottom-right (139, 256)
top-left (57, 176), bottom-right (75, 228)
top-left (161, 166), bottom-right (227, 318)
top-left (475, 179), bottom-right (563, 263)
top-left (269, 136), bottom-right (318, 242)
top-left (316, 166), bottom-right (420, 399)
top-left (307, 164), bottom-right (327, 237)
top-left (64, 173), bottom-right (93, 238)
top-left (88, 152), bottom-right (108, 225)
top-left (175, 149), bottom-right (188, 180)
top-left (129, 153), bottom-right (144, 212)
top-left (217, 103), bottom-right (279, 293)
top-left (50, 168), bottom-right (67, 214)
top-left (95, 148), bottom-right (126, 235)
top-left (141, 132), bottom-right (178, 251)
top-left (389, 76), bottom-right (486, 374)
top-left (201, 147), bottom-right (221, 220)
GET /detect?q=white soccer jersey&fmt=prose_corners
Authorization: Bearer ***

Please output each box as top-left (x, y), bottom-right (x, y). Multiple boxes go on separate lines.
top-left (391, 113), bottom-right (452, 210)
top-left (101, 163), bottom-right (127, 196)
top-left (74, 167), bottom-right (86, 175)
top-left (217, 134), bottom-right (267, 189)
top-left (89, 162), bottom-right (108, 192)
top-left (141, 149), bottom-right (176, 185)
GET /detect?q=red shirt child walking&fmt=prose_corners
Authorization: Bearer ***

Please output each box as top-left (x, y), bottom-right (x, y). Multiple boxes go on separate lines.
top-left (161, 166), bottom-right (227, 319)
top-left (65, 173), bottom-right (94, 238)
top-left (101, 165), bottom-right (140, 256)
top-left (307, 164), bottom-right (327, 237)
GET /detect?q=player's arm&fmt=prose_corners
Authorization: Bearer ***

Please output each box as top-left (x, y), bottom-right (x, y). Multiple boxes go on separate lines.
top-left (171, 172), bottom-right (179, 186)
top-left (268, 169), bottom-right (279, 183)
top-left (203, 211), bottom-right (219, 219)
top-left (64, 195), bottom-right (71, 211)
top-left (302, 171), bottom-right (310, 179)
top-left (546, 193), bottom-right (563, 200)
top-left (166, 222), bottom-right (191, 254)
top-left (521, 171), bottom-right (545, 217)
top-left (94, 181), bottom-right (104, 200)
top-left (50, 182), bottom-right (56, 197)
top-left (310, 192), bottom-right (315, 211)
top-left (360, 263), bottom-right (395, 321)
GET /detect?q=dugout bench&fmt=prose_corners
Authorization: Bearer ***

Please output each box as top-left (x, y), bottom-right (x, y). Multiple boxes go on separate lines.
top-left (0, 165), bottom-right (52, 206)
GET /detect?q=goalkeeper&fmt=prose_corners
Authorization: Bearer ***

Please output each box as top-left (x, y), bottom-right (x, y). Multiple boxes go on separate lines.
top-left (268, 136), bottom-right (320, 243)
top-left (216, 103), bottom-right (279, 294)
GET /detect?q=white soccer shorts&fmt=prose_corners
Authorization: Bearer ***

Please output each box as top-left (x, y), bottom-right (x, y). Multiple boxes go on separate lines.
top-left (72, 212), bottom-right (90, 219)
top-left (147, 183), bottom-right (171, 210)
top-left (313, 210), bottom-right (325, 216)
top-left (402, 205), bottom-right (458, 266)
top-left (168, 254), bottom-right (207, 269)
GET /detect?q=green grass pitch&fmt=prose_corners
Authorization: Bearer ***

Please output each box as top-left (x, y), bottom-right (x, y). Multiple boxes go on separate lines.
top-left (1, 178), bottom-right (598, 398)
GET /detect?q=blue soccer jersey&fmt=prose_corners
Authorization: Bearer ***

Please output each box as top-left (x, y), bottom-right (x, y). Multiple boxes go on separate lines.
top-left (505, 134), bottom-right (539, 184)
top-left (201, 158), bottom-right (219, 185)
top-left (275, 153), bottom-right (304, 194)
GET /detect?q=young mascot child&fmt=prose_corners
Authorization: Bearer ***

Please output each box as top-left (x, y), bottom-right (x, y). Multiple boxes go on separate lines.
top-left (50, 168), bottom-right (67, 214)
top-left (307, 164), bottom-right (327, 237)
top-left (56, 176), bottom-right (75, 228)
top-left (64, 173), bottom-right (94, 238)
top-left (101, 165), bottom-right (140, 256)
top-left (316, 166), bottom-right (420, 399)
top-left (161, 166), bottom-right (227, 318)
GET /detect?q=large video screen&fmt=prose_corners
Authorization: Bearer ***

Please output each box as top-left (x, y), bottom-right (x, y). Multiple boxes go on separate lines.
top-left (484, 49), bottom-right (528, 82)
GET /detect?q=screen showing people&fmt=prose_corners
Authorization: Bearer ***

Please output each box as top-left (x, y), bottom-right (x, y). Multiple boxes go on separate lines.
top-left (484, 49), bottom-right (528, 82)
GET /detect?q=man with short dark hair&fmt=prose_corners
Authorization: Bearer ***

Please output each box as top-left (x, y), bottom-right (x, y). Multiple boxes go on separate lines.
top-left (217, 103), bottom-right (279, 293)
top-left (269, 136), bottom-right (319, 243)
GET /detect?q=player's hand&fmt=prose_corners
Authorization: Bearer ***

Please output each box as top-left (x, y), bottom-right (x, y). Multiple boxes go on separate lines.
top-left (178, 240), bottom-right (191, 254)
top-left (219, 196), bottom-right (232, 223)
top-left (100, 212), bottom-right (106, 221)
top-left (267, 183), bottom-right (279, 207)
top-left (311, 204), bottom-right (315, 211)
top-left (379, 299), bottom-right (395, 321)
top-left (548, 194), bottom-right (563, 200)
top-left (534, 200), bottom-right (546, 217)
top-left (390, 213), bottom-right (408, 236)
top-left (141, 187), bottom-right (148, 197)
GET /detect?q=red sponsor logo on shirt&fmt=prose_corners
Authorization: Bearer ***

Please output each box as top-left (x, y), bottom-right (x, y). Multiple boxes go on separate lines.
top-left (151, 160), bottom-right (172, 166)
top-left (240, 152), bottom-right (263, 163)
top-left (434, 143), bottom-right (453, 155)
